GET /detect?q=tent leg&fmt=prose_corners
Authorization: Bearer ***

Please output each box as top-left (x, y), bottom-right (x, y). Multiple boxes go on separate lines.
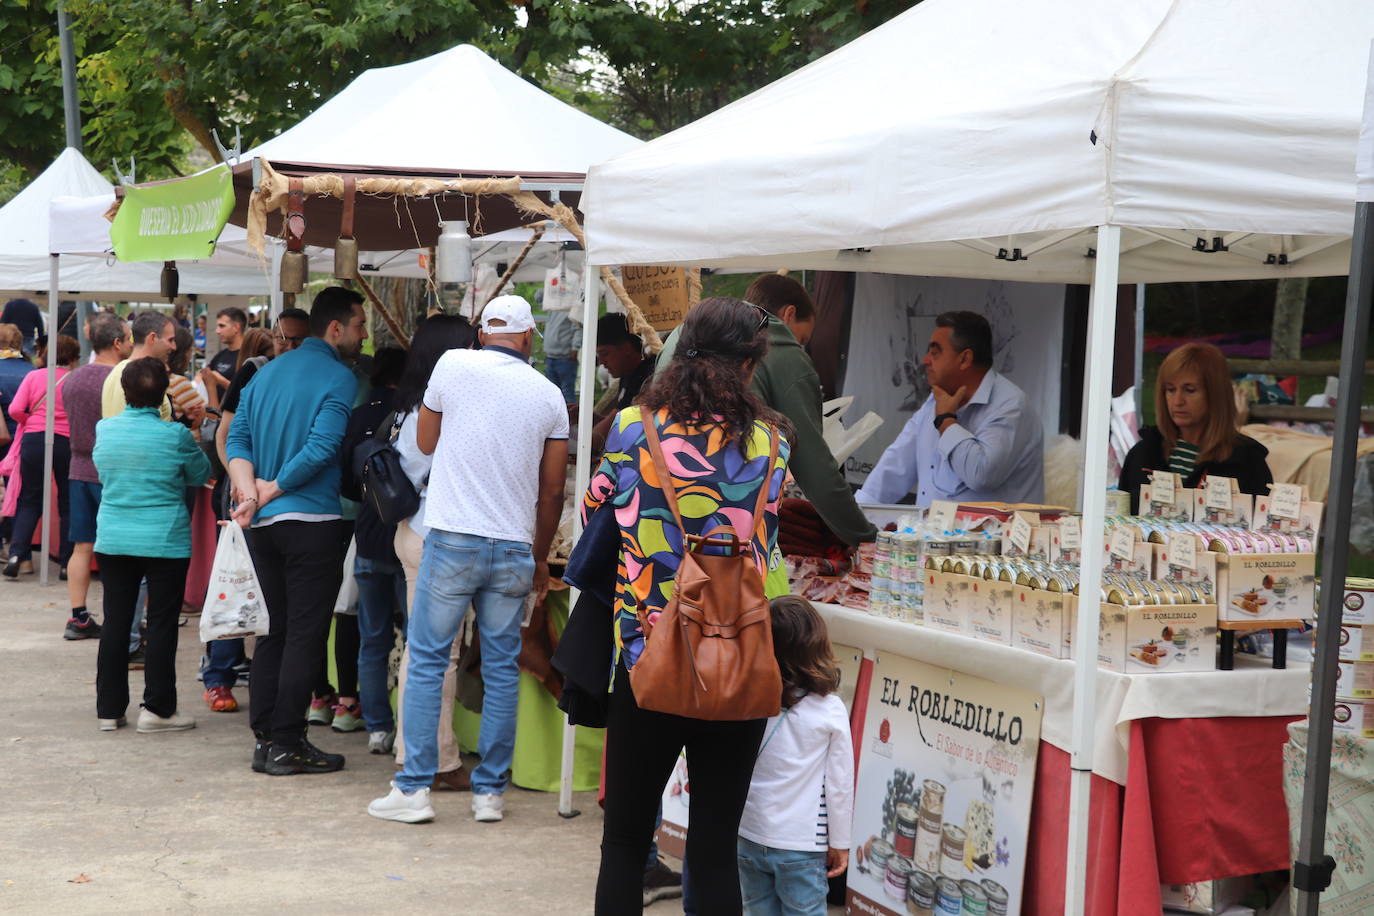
top-left (558, 267), bottom-right (602, 820)
top-left (1293, 200), bottom-right (1374, 913)
top-left (1064, 225), bottom-right (1121, 915)
top-left (40, 254), bottom-right (60, 587)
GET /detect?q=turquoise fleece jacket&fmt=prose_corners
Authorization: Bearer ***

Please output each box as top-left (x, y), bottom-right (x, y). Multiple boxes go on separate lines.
top-left (225, 337), bottom-right (355, 522)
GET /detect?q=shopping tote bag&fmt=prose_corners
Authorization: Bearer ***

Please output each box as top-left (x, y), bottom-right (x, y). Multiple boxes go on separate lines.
top-left (200, 523), bottom-right (269, 641)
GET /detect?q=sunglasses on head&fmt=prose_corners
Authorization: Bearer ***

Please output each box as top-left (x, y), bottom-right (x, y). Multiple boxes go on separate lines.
top-left (746, 301), bottom-right (771, 333)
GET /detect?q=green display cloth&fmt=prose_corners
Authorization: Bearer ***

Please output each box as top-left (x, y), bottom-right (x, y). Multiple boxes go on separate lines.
top-left (451, 589), bottom-right (605, 792)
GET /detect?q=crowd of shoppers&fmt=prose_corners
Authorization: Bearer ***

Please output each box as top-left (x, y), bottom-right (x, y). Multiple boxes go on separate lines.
top-left (35, 279), bottom-right (860, 916)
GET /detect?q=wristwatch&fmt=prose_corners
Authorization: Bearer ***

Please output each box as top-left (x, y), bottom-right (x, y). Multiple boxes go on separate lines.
top-left (933, 412), bottom-right (958, 430)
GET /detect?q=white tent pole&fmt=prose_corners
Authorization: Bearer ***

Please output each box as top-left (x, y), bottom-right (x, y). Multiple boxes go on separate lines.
top-left (558, 265), bottom-right (602, 818)
top-left (40, 254), bottom-right (59, 586)
top-left (269, 238), bottom-right (285, 321)
top-left (1063, 224), bottom-right (1120, 913)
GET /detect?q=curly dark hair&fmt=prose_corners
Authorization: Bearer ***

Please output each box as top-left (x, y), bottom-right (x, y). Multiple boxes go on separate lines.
top-left (637, 297), bottom-right (789, 445)
top-left (770, 596), bottom-right (841, 707)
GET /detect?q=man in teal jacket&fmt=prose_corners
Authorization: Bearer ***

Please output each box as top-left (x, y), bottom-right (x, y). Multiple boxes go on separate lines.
top-left (226, 287), bottom-right (368, 776)
top-left (657, 273), bottom-right (876, 547)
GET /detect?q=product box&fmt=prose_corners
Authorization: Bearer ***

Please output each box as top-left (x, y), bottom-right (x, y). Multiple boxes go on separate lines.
top-left (1068, 598), bottom-right (1219, 674)
top-left (1139, 484), bottom-right (1195, 523)
top-left (1252, 493), bottom-right (1324, 544)
top-left (1340, 580), bottom-right (1374, 624)
top-left (1046, 523), bottom-right (1081, 566)
top-left (1211, 547), bottom-right (1317, 622)
top-left (1011, 584), bottom-right (1068, 659)
top-left (922, 562), bottom-right (972, 636)
top-left (1335, 623), bottom-right (1374, 662)
top-left (1102, 535), bottom-right (1153, 576)
top-left (1192, 489), bottom-right (1254, 527)
top-left (1335, 659), bottom-right (1374, 699)
top-left (968, 577), bottom-right (1014, 645)
top-left (1330, 698), bottom-right (1374, 738)
top-left (1150, 540), bottom-right (1219, 593)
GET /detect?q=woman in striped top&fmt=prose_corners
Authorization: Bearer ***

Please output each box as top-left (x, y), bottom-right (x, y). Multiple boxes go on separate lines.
top-left (1119, 342), bottom-right (1273, 512)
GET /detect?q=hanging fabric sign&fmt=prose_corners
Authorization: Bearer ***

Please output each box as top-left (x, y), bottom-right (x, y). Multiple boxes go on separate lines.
top-left (109, 164), bottom-right (235, 262)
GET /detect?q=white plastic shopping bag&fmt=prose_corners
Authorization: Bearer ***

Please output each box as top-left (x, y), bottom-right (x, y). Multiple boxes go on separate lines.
top-left (200, 523), bottom-right (269, 641)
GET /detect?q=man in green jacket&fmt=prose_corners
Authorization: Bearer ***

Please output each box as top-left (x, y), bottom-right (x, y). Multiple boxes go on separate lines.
top-left (656, 273), bottom-right (876, 547)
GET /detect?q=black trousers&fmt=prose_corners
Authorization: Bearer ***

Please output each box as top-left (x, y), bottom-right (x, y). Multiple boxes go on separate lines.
top-left (12, 432), bottom-right (71, 564)
top-left (246, 520), bottom-right (346, 745)
top-left (95, 554), bottom-right (189, 719)
top-left (595, 664), bottom-right (765, 915)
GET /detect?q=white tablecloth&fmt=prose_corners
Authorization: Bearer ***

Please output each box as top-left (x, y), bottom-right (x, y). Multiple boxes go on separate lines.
top-left (815, 602), bottom-right (1309, 784)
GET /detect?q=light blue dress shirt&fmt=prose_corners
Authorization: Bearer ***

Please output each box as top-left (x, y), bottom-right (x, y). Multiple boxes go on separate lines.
top-left (854, 369), bottom-right (1044, 508)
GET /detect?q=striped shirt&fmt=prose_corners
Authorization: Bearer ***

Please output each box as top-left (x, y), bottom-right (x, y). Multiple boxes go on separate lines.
top-left (1168, 439), bottom-right (1201, 478)
top-left (167, 373), bottom-right (205, 419)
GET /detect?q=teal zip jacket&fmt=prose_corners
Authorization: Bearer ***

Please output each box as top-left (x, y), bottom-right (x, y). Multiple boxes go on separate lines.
top-left (225, 337), bottom-right (355, 522)
top-left (93, 407), bottom-right (212, 557)
top-left (657, 317), bottom-right (877, 546)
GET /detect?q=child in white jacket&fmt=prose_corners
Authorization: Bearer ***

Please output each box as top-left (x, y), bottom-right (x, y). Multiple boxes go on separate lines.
top-left (737, 596), bottom-right (855, 916)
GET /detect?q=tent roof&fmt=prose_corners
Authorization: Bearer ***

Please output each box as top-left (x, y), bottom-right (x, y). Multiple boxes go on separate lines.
top-left (0, 149), bottom-right (267, 298)
top-left (245, 44), bottom-right (641, 176)
top-left (584, 0), bottom-right (1373, 283)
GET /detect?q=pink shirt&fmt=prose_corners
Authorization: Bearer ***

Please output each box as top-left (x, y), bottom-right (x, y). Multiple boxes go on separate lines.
top-left (9, 368), bottom-right (72, 438)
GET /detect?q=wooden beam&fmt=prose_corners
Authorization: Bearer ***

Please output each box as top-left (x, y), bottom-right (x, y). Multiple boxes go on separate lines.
top-left (1228, 358), bottom-right (1374, 377)
top-left (1247, 404), bottom-right (1374, 423)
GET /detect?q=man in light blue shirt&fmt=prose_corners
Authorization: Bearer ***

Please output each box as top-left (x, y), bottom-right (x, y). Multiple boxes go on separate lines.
top-left (855, 311), bottom-right (1044, 508)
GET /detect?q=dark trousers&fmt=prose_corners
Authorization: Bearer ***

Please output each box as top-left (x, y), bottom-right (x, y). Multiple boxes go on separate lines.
top-left (12, 432), bottom-right (71, 564)
top-left (595, 664), bottom-right (765, 915)
top-left (95, 554), bottom-right (189, 719)
top-left (246, 520), bottom-right (346, 745)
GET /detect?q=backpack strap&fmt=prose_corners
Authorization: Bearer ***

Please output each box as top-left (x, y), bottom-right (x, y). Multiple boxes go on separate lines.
top-left (640, 410), bottom-right (780, 544)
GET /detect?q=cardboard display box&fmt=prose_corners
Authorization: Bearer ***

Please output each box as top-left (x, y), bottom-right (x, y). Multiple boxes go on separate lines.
top-left (1069, 597), bottom-right (1219, 674)
top-left (922, 561), bottom-right (972, 636)
top-left (967, 576), bottom-right (1014, 645)
top-left (1210, 546), bottom-right (1316, 622)
top-left (1011, 583), bottom-right (1069, 659)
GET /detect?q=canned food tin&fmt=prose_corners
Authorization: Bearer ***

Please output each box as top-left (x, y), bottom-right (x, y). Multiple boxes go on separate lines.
top-left (907, 870), bottom-right (937, 916)
top-left (935, 876), bottom-right (963, 915)
top-left (939, 824), bottom-right (966, 878)
top-left (980, 879), bottom-right (1009, 916)
top-left (885, 856), bottom-right (916, 902)
top-left (959, 880), bottom-right (987, 916)
top-left (895, 803), bottom-right (919, 858)
top-left (870, 838), bottom-right (895, 873)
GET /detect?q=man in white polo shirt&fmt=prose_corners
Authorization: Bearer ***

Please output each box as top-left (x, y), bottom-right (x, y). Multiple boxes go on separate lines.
top-left (369, 295), bottom-right (568, 825)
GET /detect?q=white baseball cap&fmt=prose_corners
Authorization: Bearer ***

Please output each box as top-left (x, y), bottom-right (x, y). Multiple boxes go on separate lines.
top-left (481, 295), bottom-right (537, 334)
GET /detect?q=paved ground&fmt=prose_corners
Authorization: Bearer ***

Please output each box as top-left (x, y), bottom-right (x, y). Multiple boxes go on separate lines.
top-left (0, 573), bottom-right (609, 915)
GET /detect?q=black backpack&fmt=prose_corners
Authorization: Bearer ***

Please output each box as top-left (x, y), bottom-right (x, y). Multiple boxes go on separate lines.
top-left (351, 410), bottom-right (421, 527)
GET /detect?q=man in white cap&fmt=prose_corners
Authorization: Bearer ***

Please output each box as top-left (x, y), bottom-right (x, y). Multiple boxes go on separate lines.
top-left (368, 294), bottom-right (568, 825)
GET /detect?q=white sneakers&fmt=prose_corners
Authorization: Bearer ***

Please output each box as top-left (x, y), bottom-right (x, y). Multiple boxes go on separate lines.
top-left (367, 730), bottom-right (396, 755)
top-left (136, 709), bottom-right (196, 733)
top-left (368, 783), bottom-right (436, 824)
top-left (97, 716), bottom-right (127, 732)
top-left (472, 793), bottom-right (504, 823)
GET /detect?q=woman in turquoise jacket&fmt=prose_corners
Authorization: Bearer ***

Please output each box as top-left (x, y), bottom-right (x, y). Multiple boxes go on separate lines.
top-left (92, 357), bottom-right (212, 734)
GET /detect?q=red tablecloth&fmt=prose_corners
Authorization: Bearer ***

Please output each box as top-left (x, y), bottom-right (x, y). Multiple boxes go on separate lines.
top-left (1022, 715), bottom-right (1301, 915)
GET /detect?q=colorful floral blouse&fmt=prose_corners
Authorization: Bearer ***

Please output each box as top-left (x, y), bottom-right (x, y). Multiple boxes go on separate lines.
top-left (582, 406), bottom-right (791, 670)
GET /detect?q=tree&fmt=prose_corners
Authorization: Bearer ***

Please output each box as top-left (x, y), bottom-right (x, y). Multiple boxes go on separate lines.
top-left (0, 0), bottom-right (188, 199)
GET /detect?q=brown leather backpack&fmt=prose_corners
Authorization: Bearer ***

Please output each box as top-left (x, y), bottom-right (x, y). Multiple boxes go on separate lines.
top-left (628, 413), bottom-right (783, 721)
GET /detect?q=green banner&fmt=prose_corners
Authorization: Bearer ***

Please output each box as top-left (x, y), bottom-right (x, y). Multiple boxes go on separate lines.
top-left (110, 164), bottom-right (236, 262)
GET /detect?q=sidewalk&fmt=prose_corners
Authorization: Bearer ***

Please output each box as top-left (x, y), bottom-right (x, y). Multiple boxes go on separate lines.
top-left (0, 573), bottom-right (605, 914)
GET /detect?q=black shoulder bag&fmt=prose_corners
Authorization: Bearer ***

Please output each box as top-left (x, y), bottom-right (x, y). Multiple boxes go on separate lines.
top-left (351, 410), bottom-right (422, 526)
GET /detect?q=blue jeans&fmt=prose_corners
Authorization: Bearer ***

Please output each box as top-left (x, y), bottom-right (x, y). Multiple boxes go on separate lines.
top-left (203, 638), bottom-right (245, 689)
top-left (355, 554), bottom-right (405, 733)
top-left (737, 837), bottom-right (828, 916)
top-left (396, 530), bottom-right (533, 795)
top-left (544, 355), bottom-right (578, 404)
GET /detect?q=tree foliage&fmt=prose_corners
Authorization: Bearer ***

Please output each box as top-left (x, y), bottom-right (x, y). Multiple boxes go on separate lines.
top-left (1, 0), bottom-right (916, 198)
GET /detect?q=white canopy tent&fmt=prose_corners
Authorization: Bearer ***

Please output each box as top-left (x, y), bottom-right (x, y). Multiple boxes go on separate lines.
top-left (579, 0), bottom-right (1374, 909)
top-left (244, 44), bottom-right (640, 174)
top-left (3, 149), bottom-right (268, 303)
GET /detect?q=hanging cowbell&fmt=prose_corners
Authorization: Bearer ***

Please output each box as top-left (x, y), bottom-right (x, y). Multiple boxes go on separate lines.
top-left (160, 261), bottom-right (179, 300)
top-left (280, 250), bottom-right (308, 293)
top-left (334, 175), bottom-right (359, 280)
top-left (436, 220), bottom-right (472, 283)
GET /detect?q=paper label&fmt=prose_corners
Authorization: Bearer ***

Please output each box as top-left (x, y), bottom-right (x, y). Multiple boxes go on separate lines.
top-left (928, 500), bottom-right (958, 533)
top-left (1172, 533), bottom-right (1199, 571)
top-left (1061, 516), bottom-right (1082, 551)
top-left (1109, 527), bottom-right (1135, 561)
top-left (1270, 483), bottom-right (1302, 520)
top-left (1010, 513), bottom-right (1033, 553)
top-left (1204, 476), bottom-right (1234, 511)
top-left (1150, 471), bottom-right (1176, 506)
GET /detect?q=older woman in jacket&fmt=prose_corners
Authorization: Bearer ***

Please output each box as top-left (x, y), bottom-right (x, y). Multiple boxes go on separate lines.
top-left (92, 357), bottom-right (212, 733)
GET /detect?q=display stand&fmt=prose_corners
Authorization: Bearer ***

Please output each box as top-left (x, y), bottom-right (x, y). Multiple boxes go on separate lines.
top-left (1217, 620), bottom-right (1299, 670)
